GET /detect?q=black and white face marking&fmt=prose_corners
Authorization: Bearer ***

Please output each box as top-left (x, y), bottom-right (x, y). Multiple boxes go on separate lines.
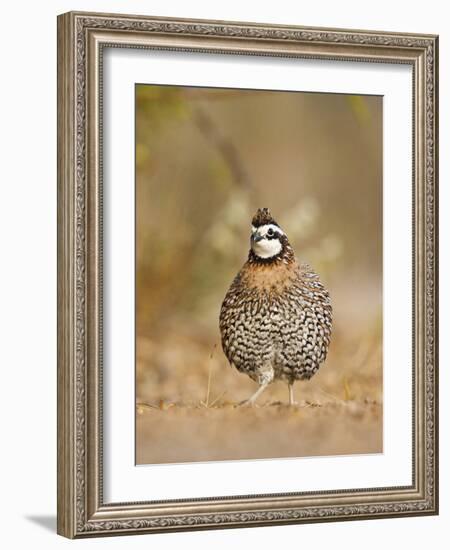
top-left (251, 223), bottom-right (285, 258)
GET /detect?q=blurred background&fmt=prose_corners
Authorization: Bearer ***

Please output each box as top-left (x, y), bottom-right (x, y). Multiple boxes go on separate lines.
top-left (135, 85), bottom-right (383, 465)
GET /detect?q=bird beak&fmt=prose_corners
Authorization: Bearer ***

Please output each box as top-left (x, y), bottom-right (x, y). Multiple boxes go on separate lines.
top-left (252, 233), bottom-right (264, 243)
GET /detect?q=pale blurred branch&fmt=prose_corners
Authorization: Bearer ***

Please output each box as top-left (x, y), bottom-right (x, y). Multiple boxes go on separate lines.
top-left (190, 105), bottom-right (254, 193)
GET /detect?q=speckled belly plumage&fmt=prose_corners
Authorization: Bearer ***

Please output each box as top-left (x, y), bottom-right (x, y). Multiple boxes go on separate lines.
top-left (219, 264), bottom-right (332, 385)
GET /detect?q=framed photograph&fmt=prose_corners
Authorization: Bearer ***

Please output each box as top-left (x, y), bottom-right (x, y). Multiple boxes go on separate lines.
top-left (57, 11), bottom-right (439, 538)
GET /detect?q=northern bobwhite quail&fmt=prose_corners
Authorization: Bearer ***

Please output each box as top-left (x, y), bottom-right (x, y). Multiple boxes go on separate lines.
top-left (219, 208), bottom-right (332, 406)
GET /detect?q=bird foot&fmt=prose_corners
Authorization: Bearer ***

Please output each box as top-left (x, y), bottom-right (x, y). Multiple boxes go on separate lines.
top-left (237, 399), bottom-right (257, 408)
top-left (236, 383), bottom-right (269, 407)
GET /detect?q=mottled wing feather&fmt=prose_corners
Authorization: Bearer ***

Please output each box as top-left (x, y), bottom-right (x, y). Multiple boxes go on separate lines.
top-left (220, 274), bottom-right (274, 381)
top-left (273, 263), bottom-right (332, 380)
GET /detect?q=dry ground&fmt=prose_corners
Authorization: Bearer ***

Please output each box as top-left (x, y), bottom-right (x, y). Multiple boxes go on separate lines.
top-left (136, 320), bottom-right (382, 465)
top-left (136, 399), bottom-right (382, 464)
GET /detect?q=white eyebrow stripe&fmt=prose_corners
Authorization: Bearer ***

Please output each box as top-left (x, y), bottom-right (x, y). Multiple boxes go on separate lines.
top-left (256, 224), bottom-right (284, 236)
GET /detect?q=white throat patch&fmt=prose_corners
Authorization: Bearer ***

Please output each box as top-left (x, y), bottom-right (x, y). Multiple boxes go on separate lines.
top-left (251, 224), bottom-right (284, 259)
top-left (252, 239), bottom-right (282, 258)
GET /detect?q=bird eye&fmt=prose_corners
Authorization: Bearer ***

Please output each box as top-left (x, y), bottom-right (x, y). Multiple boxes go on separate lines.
top-left (267, 228), bottom-right (274, 236)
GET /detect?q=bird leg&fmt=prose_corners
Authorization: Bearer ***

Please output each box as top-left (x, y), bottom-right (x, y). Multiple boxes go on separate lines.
top-left (288, 382), bottom-right (297, 406)
top-left (239, 382), bottom-right (269, 407)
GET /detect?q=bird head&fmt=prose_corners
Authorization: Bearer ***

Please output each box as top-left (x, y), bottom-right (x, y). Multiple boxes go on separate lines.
top-left (250, 208), bottom-right (292, 261)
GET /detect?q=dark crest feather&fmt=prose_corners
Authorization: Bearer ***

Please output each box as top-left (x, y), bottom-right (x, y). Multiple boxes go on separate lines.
top-left (252, 207), bottom-right (278, 228)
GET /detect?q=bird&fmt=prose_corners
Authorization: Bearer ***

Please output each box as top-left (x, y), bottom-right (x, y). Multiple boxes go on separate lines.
top-left (219, 207), bottom-right (332, 406)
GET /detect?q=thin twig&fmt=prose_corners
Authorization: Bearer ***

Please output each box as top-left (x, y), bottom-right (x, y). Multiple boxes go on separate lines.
top-left (209, 390), bottom-right (228, 408)
top-left (136, 402), bottom-right (159, 410)
top-left (204, 362), bottom-right (213, 408)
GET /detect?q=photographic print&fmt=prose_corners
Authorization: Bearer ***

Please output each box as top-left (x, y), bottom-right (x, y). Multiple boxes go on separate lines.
top-left (135, 85), bottom-right (383, 465)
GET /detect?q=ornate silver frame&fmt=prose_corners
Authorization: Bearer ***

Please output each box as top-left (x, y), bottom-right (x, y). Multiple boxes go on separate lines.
top-left (57, 11), bottom-right (439, 538)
